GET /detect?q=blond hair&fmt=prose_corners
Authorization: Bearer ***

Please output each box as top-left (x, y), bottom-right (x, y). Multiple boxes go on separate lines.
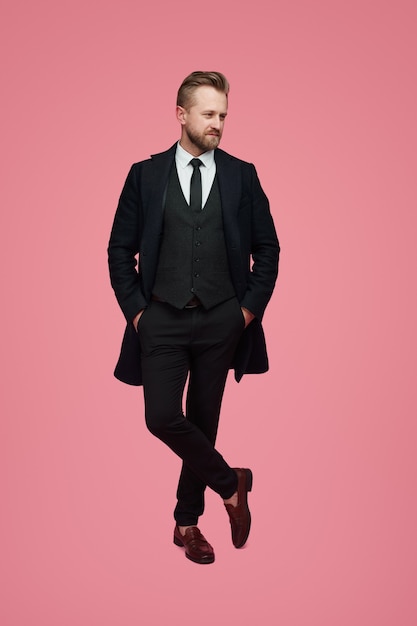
top-left (177, 71), bottom-right (230, 108)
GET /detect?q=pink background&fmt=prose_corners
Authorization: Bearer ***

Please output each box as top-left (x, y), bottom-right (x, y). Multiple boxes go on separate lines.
top-left (2, 1), bottom-right (416, 624)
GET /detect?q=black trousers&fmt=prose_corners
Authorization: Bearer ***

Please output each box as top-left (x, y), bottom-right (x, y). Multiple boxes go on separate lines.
top-left (138, 297), bottom-right (245, 526)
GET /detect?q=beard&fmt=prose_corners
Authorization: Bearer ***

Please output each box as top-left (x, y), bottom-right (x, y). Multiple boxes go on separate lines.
top-left (184, 126), bottom-right (221, 153)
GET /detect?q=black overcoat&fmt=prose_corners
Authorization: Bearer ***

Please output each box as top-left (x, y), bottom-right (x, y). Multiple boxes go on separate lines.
top-left (108, 144), bottom-right (280, 385)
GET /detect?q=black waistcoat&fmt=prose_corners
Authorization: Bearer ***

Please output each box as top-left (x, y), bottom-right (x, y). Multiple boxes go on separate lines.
top-left (152, 165), bottom-right (236, 309)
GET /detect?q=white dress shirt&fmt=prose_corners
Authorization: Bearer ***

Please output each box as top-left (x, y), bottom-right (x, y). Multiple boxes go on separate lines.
top-left (175, 141), bottom-right (216, 208)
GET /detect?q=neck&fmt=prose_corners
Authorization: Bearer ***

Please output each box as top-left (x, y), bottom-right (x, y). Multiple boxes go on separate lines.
top-left (179, 139), bottom-right (205, 157)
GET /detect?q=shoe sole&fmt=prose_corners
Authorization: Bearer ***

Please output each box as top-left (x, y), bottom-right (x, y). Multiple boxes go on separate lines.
top-left (245, 468), bottom-right (253, 492)
top-left (234, 468), bottom-right (253, 548)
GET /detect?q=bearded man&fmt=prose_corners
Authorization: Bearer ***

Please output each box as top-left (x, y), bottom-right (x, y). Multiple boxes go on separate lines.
top-left (108, 71), bottom-right (279, 564)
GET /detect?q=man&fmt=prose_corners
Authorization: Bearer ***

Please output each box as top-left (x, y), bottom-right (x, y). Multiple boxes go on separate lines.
top-left (108, 71), bottom-right (279, 564)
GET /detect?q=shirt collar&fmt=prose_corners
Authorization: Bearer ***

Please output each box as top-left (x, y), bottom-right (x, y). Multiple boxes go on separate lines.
top-left (176, 141), bottom-right (215, 170)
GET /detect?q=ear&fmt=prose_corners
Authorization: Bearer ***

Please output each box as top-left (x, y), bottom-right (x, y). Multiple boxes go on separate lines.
top-left (176, 105), bottom-right (186, 126)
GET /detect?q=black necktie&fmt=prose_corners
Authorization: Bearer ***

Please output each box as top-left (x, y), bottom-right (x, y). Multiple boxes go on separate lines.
top-left (189, 158), bottom-right (203, 212)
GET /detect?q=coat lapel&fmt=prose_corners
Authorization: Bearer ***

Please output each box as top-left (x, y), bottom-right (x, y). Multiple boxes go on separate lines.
top-left (215, 149), bottom-right (242, 246)
top-left (141, 144), bottom-right (176, 241)
top-left (147, 144), bottom-right (176, 211)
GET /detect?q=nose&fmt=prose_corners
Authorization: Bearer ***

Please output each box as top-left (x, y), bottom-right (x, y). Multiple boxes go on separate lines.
top-left (210, 115), bottom-right (222, 129)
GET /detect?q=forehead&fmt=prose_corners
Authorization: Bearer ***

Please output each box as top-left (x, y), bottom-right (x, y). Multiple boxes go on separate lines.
top-left (190, 85), bottom-right (228, 111)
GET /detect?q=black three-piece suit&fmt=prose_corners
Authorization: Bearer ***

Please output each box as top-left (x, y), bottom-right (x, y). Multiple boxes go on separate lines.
top-left (108, 143), bottom-right (279, 526)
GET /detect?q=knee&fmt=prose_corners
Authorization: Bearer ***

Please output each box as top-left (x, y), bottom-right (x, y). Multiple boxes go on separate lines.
top-left (145, 410), bottom-right (183, 439)
top-left (145, 413), bottom-right (165, 438)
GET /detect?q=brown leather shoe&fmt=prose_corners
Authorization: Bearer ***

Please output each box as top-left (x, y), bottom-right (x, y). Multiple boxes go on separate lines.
top-left (173, 526), bottom-right (215, 564)
top-left (224, 468), bottom-right (253, 548)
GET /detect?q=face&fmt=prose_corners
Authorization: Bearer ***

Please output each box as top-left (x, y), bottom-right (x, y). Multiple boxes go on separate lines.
top-left (177, 85), bottom-right (228, 156)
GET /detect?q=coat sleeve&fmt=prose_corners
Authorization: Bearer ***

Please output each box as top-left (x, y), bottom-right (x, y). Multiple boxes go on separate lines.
top-left (239, 164), bottom-right (280, 320)
top-left (108, 164), bottom-right (148, 321)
